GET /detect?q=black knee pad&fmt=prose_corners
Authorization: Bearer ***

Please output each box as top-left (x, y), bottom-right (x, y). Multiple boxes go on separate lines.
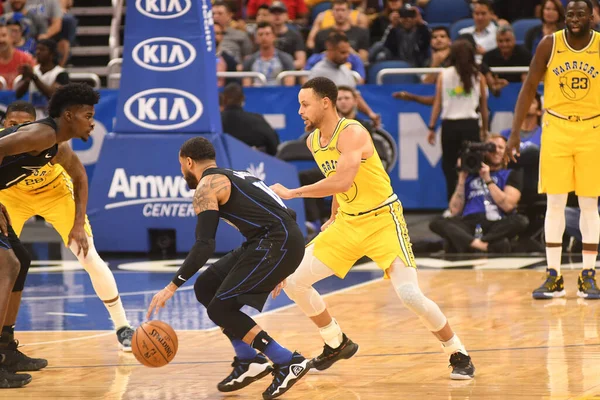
top-left (11, 243), bottom-right (31, 292)
top-left (206, 297), bottom-right (254, 339)
top-left (193, 268), bottom-right (222, 307)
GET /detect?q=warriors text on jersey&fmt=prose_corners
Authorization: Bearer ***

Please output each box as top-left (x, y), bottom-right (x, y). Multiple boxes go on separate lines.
top-left (0, 117), bottom-right (59, 190)
top-left (545, 30), bottom-right (600, 116)
top-left (308, 118), bottom-right (393, 215)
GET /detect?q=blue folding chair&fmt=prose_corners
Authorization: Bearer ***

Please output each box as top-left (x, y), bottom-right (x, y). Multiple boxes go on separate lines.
top-left (450, 19), bottom-right (475, 40)
top-left (512, 18), bottom-right (541, 44)
top-left (425, 0), bottom-right (471, 24)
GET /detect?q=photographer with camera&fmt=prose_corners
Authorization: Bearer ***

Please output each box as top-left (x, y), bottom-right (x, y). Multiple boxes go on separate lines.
top-left (427, 39), bottom-right (489, 201)
top-left (429, 135), bottom-right (528, 253)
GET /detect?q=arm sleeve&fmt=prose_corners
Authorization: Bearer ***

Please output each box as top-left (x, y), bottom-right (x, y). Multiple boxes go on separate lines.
top-left (171, 210), bottom-right (220, 287)
top-left (506, 169), bottom-right (524, 192)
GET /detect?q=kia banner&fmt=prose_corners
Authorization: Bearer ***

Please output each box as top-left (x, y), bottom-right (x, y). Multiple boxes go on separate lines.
top-left (114, 0), bottom-right (221, 134)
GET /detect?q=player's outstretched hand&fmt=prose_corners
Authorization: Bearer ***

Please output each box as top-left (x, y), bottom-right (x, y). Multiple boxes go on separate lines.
top-left (505, 133), bottom-right (521, 164)
top-left (68, 225), bottom-right (89, 257)
top-left (270, 183), bottom-right (293, 200)
top-left (0, 203), bottom-right (10, 236)
top-left (147, 285), bottom-right (176, 319)
top-left (271, 279), bottom-right (287, 299)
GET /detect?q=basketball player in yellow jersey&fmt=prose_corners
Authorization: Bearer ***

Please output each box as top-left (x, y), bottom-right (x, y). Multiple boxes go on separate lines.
top-left (270, 77), bottom-right (475, 379)
top-left (507, 0), bottom-right (600, 300)
top-left (0, 101), bottom-right (135, 356)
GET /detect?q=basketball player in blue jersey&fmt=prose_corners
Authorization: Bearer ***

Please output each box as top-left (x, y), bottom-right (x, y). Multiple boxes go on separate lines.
top-left (507, 0), bottom-right (600, 299)
top-left (147, 137), bottom-right (310, 399)
top-left (0, 83), bottom-right (98, 388)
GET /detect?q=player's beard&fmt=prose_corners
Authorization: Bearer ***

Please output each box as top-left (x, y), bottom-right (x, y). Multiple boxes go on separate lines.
top-left (183, 170), bottom-right (199, 189)
top-left (567, 21), bottom-right (590, 38)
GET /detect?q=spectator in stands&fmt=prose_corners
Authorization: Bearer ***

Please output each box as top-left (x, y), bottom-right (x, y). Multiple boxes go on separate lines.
top-left (243, 22), bottom-right (295, 86)
top-left (593, 0), bottom-right (600, 30)
top-left (500, 92), bottom-right (542, 203)
top-left (308, 0), bottom-right (370, 62)
top-left (459, 0), bottom-right (498, 55)
top-left (270, 2), bottom-right (306, 69)
top-left (15, 39), bottom-right (68, 117)
top-left (382, 3), bottom-right (430, 67)
top-left (214, 22), bottom-right (239, 87)
top-left (308, 33), bottom-right (380, 125)
top-left (2, 0), bottom-right (47, 40)
top-left (483, 24), bottom-right (531, 83)
top-left (370, 0), bottom-right (404, 44)
top-left (213, 1), bottom-right (253, 63)
top-left (246, 4), bottom-right (274, 37)
top-left (308, 32), bottom-right (361, 86)
top-left (0, 25), bottom-right (35, 89)
top-left (422, 26), bottom-right (452, 83)
top-left (525, 0), bottom-right (564, 54)
top-left (304, 47), bottom-right (365, 81)
top-left (427, 39), bottom-right (488, 201)
top-left (220, 82), bottom-right (280, 156)
top-left (7, 0), bottom-right (76, 66)
top-left (247, 0), bottom-right (308, 22)
top-left (6, 17), bottom-right (36, 56)
top-left (429, 135), bottom-right (528, 253)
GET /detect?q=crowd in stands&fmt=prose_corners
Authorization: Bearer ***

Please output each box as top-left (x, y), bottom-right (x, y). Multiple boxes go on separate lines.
top-left (0, 0), bottom-right (78, 108)
top-left (212, 0), bottom-right (600, 87)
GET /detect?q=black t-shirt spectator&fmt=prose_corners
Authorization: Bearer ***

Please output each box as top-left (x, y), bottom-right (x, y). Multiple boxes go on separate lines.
top-left (314, 27), bottom-right (370, 53)
top-left (483, 45), bottom-right (531, 82)
top-left (221, 105), bottom-right (280, 155)
top-left (276, 29), bottom-right (305, 57)
top-left (370, 14), bottom-right (391, 44)
top-left (383, 24), bottom-right (431, 67)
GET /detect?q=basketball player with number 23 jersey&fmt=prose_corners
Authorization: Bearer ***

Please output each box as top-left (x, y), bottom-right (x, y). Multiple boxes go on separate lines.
top-left (507, 0), bottom-right (600, 300)
top-left (270, 77), bottom-right (475, 380)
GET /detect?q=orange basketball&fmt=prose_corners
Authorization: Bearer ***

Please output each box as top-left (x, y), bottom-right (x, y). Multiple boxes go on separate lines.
top-left (132, 320), bottom-right (179, 368)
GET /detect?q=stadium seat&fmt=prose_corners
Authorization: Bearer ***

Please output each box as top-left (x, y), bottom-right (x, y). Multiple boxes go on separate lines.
top-left (450, 18), bottom-right (474, 40)
top-left (512, 18), bottom-right (541, 44)
top-left (367, 60), bottom-right (419, 84)
top-left (311, 2), bottom-right (331, 23)
top-left (425, 0), bottom-right (471, 24)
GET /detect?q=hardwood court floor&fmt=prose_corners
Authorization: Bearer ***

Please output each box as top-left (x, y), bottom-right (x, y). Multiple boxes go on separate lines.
top-left (9, 269), bottom-right (600, 400)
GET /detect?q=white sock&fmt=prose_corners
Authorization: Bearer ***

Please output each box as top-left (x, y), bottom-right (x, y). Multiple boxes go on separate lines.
top-left (104, 296), bottom-right (130, 330)
top-left (441, 335), bottom-right (467, 356)
top-left (319, 318), bottom-right (343, 349)
top-left (583, 252), bottom-right (598, 271)
top-left (546, 247), bottom-right (562, 275)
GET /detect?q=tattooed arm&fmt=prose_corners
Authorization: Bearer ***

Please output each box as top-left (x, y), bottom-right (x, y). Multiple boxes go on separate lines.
top-left (171, 174), bottom-right (231, 288)
top-left (448, 172), bottom-right (468, 217)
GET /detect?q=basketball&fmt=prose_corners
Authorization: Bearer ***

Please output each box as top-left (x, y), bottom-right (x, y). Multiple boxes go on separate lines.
top-left (132, 321), bottom-right (179, 368)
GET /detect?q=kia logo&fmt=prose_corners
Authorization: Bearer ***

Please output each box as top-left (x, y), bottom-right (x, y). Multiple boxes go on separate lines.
top-left (124, 88), bottom-right (203, 130)
top-left (135, 0), bottom-right (191, 19)
top-left (132, 37), bottom-right (196, 71)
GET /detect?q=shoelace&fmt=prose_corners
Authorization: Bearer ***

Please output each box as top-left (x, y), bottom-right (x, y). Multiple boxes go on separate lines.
top-left (543, 276), bottom-right (559, 290)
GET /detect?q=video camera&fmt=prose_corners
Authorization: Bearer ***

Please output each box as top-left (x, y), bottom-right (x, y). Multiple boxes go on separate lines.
top-left (460, 142), bottom-right (496, 174)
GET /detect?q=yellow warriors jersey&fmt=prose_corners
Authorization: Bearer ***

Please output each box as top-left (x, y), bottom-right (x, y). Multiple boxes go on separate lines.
top-left (545, 30), bottom-right (600, 116)
top-left (309, 118), bottom-right (393, 215)
top-left (15, 162), bottom-right (67, 192)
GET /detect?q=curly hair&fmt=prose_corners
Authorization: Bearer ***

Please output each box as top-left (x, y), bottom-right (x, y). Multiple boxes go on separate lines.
top-left (180, 137), bottom-right (216, 161)
top-left (48, 83), bottom-right (100, 118)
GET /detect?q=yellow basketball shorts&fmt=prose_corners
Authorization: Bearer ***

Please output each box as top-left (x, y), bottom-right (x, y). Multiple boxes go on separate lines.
top-left (539, 114), bottom-right (600, 197)
top-left (309, 199), bottom-right (416, 279)
top-left (0, 176), bottom-right (93, 245)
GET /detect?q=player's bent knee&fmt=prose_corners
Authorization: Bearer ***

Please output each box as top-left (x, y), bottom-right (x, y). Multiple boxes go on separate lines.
top-left (11, 251), bottom-right (30, 292)
top-left (396, 283), bottom-right (428, 314)
top-left (0, 250), bottom-right (21, 284)
top-left (194, 269), bottom-right (221, 307)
